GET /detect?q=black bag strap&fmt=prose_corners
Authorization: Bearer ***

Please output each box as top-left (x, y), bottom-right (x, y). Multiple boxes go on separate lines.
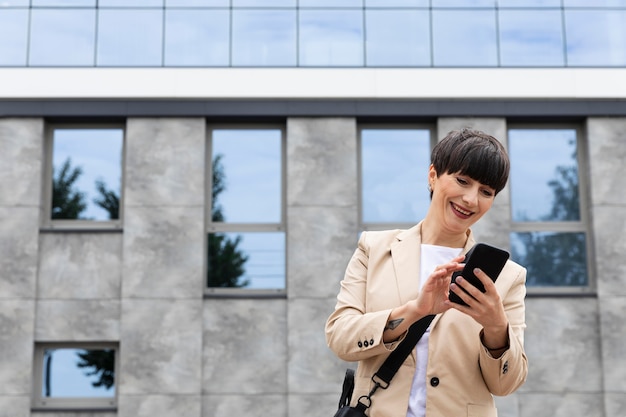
top-left (374, 314), bottom-right (435, 385)
top-left (355, 314), bottom-right (436, 408)
top-left (338, 368), bottom-right (355, 409)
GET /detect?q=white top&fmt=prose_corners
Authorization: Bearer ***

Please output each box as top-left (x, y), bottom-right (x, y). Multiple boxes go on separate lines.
top-left (406, 244), bottom-right (463, 417)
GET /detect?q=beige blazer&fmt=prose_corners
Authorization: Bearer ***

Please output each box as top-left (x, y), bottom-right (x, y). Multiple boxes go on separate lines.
top-left (326, 222), bottom-right (528, 417)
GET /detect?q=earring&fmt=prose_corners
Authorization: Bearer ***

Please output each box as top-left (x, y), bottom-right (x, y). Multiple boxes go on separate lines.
top-left (428, 183), bottom-right (433, 193)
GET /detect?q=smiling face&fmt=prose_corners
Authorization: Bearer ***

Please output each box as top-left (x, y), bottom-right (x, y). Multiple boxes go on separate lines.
top-left (427, 166), bottom-right (496, 235)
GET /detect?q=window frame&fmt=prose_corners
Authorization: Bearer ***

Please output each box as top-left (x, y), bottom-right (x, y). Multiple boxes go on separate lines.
top-left (204, 123), bottom-right (287, 297)
top-left (358, 123), bottom-right (436, 232)
top-left (31, 342), bottom-right (119, 411)
top-left (507, 122), bottom-right (595, 295)
top-left (41, 122), bottom-right (125, 231)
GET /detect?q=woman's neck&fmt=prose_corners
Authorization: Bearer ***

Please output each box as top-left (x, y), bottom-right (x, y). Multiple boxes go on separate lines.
top-left (420, 219), bottom-right (468, 248)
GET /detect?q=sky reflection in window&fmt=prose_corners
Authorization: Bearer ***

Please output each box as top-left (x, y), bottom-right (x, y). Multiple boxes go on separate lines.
top-left (361, 129), bottom-right (430, 224)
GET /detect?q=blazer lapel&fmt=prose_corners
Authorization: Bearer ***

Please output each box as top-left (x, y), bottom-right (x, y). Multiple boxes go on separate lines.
top-left (390, 223), bottom-right (423, 305)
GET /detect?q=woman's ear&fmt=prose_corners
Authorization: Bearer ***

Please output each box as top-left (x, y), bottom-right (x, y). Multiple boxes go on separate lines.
top-left (428, 165), bottom-right (437, 187)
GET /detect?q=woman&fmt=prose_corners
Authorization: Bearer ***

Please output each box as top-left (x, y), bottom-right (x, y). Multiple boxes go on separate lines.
top-left (326, 129), bottom-right (528, 417)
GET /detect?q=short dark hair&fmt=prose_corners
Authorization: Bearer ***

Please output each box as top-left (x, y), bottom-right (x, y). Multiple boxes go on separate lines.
top-left (431, 128), bottom-right (510, 196)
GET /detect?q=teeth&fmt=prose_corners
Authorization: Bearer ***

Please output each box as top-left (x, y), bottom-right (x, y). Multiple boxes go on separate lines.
top-left (453, 204), bottom-right (471, 215)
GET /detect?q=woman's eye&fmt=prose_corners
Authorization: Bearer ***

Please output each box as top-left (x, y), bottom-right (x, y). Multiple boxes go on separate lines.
top-left (456, 177), bottom-right (468, 185)
top-left (481, 189), bottom-right (495, 197)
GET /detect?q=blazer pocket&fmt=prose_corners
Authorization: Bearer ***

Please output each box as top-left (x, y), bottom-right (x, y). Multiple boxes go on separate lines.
top-left (467, 403), bottom-right (497, 417)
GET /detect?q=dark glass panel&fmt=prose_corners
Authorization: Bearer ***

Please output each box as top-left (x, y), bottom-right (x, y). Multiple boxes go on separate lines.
top-left (211, 129), bottom-right (282, 223)
top-left (509, 129), bottom-right (580, 222)
top-left (207, 232), bottom-right (285, 289)
top-left (299, 9), bottom-right (364, 66)
top-left (164, 9), bottom-right (229, 66)
top-left (42, 348), bottom-right (115, 398)
top-left (499, 9), bottom-right (564, 66)
top-left (432, 9), bottom-right (498, 66)
top-left (365, 9), bottom-right (431, 66)
top-left (232, 9), bottom-right (296, 66)
top-left (511, 232), bottom-right (587, 286)
top-left (52, 129), bottom-right (123, 221)
top-left (29, 9), bottom-right (96, 66)
top-left (361, 129), bottom-right (431, 223)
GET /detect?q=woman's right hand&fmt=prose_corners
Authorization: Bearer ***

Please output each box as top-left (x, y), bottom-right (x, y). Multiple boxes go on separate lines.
top-left (414, 255), bottom-right (465, 317)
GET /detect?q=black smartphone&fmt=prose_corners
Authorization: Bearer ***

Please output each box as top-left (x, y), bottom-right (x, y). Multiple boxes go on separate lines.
top-left (449, 243), bottom-right (510, 306)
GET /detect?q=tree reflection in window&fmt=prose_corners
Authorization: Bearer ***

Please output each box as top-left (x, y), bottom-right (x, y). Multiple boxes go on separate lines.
top-left (207, 154), bottom-right (249, 288)
top-left (509, 129), bottom-right (587, 286)
top-left (42, 348), bottom-right (115, 398)
top-left (51, 128), bottom-right (122, 221)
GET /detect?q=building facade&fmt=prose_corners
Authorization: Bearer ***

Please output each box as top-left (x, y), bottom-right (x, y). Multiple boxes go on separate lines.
top-left (1, 2), bottom-right (626, 417)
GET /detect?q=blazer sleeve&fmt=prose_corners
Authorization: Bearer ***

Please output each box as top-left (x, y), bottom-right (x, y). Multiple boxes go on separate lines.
top-left (478, 263), bottom-right (529, 396)
top-left (325, 231), bottom-right (407, 362)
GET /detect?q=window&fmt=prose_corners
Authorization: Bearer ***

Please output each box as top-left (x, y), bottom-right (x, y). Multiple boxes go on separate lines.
top-left (508, 125), bottom-right (592, 291)
top-left (360, 126), bottom-right (434, 230)
top-left (43, 124), bottom-right (124, 229)
top-left (206, 126), bottom-right (285, 294)
top-left (32, 343), bottom-right (118, 410)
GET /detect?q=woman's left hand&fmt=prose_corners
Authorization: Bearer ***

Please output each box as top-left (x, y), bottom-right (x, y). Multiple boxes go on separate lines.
top-left (446, 268), bottom-right (509, 350)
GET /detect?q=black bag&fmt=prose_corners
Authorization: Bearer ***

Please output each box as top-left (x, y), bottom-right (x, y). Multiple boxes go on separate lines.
top-left (333, 368), bottom-right (367, 417)
top-left (332, 315), bottom-right (435, 417)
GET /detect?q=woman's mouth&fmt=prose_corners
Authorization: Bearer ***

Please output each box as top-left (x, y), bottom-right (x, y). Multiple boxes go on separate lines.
top-left (451, 203), bottom-right (473, 218)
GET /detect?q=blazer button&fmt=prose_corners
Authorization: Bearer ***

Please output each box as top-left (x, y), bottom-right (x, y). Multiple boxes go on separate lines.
top-left (430, 377), bottom-right (439, 387)
top-left (370, 339), bottom-right (374, 345)
top-left (358, 341), bottom-right (363, 348)
top-left (363, 340), bottom-right (369, 347)
top-left (503, 361), bottom-right (509, 374)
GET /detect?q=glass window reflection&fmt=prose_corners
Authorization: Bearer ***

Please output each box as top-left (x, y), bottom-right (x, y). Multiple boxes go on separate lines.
top-left (99, 0), bottom-right (163, 6)
top-left (211, 129), bottom-right (281, 223)
top-left (166, 0), bottom-right (228, 5)
top-left (432, 0), bottom-right (495, 6)
top-left (361, 129), bottom-right (431, 224)
top-left (299, 10), bottom-right (364, 66)
top-left (42, 348), bottom-right (115, 398)
top-left (511, 232), bottom-right (587, 286)
top-left (32, 0), bottom-right (95, 5)
top-left (232, 9), bottom-right (296, 66)
top-left (508, 129), bottom-right (580, 222)
top-left (432, 10), bottom-right (498, 66)
top-left (207, 232), bottom-right (285, 289)
top-left (52, 128), bottom-right (123, 221)
top-left (299, 0), bottom-right (362, 6)
top-left (499, 9), bottom-right (564, 67)
top-left (165, 9), bottom-right (229, 66)
top-left (29, 9), bottom-right (95, 66)
top-left (365, 9), bottom-right (431, 66)
top-left (498, 0), bottom-right (560, 6)
top-left (233, 0), bottom-right (296, 6)
top-left (366, 0), bottom-right (429, 6)
top-left (565, 10), bottom-right (626, 67)
top-left (97, 9), bottom-right (163, 66)
top-left (564, 0), bottom-right (626, 6)
top-left (0, 10), bottom-right (28, 66)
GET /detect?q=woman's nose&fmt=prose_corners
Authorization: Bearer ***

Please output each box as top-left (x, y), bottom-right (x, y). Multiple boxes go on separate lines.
top-left (462, 187), bottom-right (479, 206)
